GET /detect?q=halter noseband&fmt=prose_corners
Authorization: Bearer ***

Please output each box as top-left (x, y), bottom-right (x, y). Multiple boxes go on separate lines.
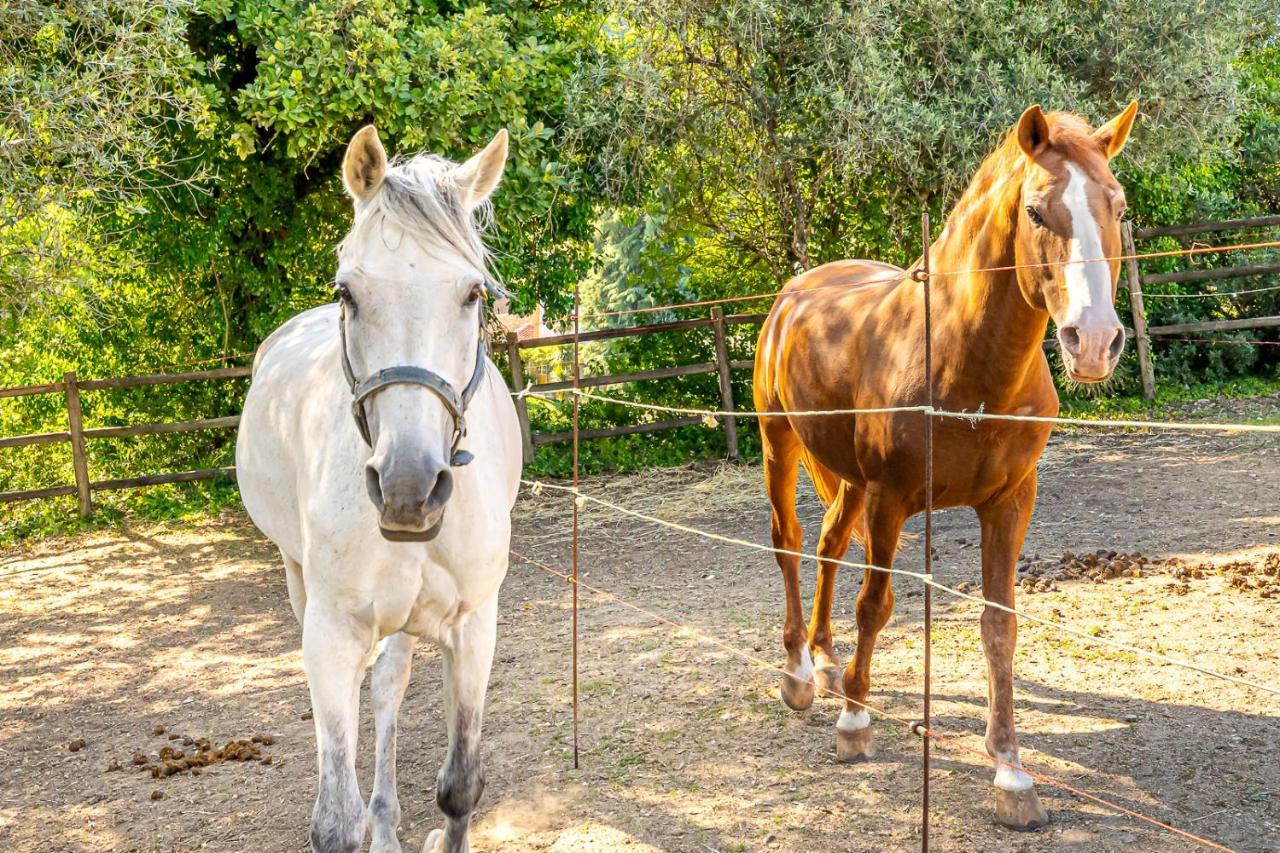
top-left (338, 283), bottom-right (501, 466)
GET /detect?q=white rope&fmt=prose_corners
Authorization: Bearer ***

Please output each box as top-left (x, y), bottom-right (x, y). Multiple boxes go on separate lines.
top-left (930, 407), bottom-right (1280, 434)
top-left (521, 478), bottom-right (1280, 698)
top-left (1143, 283), bottom-right (1280, 299)
top-left (539, 388), bottom-right (931, 418)
top-left (534, 388), bottom-right (1280, 434)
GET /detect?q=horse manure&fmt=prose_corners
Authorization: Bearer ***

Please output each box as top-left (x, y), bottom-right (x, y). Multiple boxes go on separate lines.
top-left (68, 737), bottom-right (86, 752)
top-left (152, 725), bottom-right (165, 736)
top-left (150, 790), bottom-right (164, 801)
top-left (127, 734), bottom-right (274, 780)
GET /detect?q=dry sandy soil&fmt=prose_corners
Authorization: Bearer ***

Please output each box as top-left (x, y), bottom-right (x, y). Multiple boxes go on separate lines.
top-left (1, 429), bottom-right (1278, 852)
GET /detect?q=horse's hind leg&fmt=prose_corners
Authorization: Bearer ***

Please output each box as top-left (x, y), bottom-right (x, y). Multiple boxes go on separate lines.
top-left (837, 495), bottom-right (905, 762)
top-left (370, 632), bottom-right (417, 852)
top-left (760, 415), bottom-right (813, 710)
top-left (423, 594), bottom-right (498, 853)
top-left (304, 603), bottom-right (375, 853)
top-left (977, 474), bottom-right (1048, 830)
top-left (808, 479), bottom-right (866, 697)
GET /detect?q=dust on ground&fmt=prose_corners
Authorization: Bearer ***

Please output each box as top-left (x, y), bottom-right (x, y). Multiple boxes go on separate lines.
top-left (1, 429), bottom-right (1278, 852)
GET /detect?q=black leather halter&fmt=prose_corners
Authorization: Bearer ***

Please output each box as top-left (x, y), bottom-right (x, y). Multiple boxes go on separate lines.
top-left (338, 297), bottom-right (494, 467)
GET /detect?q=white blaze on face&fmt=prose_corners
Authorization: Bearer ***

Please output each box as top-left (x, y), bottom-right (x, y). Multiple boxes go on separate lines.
top-left (1060, 162), bottom-right (1112, 324)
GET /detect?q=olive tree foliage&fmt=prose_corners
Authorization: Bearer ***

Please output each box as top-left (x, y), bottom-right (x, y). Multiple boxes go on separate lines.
top-left (0, 0), bottom-right (214, 209)
top-left (0, 0), bottom-right (215, 323)
top-left (570, 0), bottom-right (1273, 283)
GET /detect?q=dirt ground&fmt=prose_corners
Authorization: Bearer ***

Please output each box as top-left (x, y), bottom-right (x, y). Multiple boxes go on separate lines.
top-left (1, 428), bottom-right (1278, 852)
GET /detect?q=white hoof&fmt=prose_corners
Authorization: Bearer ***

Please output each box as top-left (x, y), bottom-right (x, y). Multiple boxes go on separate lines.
top-left (422, 829), bottom-right (443, 853)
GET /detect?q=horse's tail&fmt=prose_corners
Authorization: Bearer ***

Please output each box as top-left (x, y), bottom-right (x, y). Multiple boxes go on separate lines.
top-left (797, 445), bottom-right (843, 510)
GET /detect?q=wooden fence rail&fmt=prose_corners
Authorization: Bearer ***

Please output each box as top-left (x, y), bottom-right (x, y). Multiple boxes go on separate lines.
top-left (505, 310), bottom-right (765, 463)
top-left (1121, 216), bottom-right (1280, 399)
top-left (0, 367), bottom-right (250, 515)
top-left (3, 215), bottom-right (1278, 514)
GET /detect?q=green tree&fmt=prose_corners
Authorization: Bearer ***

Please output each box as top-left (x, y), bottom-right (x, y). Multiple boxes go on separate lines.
top-left (572, 0), bottom-right (1273, 281)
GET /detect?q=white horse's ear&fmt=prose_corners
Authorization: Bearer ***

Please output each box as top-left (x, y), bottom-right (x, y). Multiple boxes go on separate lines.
top-left (453, 129), bottom-right (508, 211)
top-left (1016, 104), bottom-right (1051, 159)
top-left (1094, 100), bottom-right (1139, 161)
top-left (342, 125), bottom-right (388, 203)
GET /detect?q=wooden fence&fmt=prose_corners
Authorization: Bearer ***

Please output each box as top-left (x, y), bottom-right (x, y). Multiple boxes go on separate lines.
top-left (0, 367), bottom-right (250, 516)
top-left (3, 215), bottom-right (1277, 515)
top-left (1123, 217), bottom-right (1280, 398)
top-left (503, 306), bottom-right (762, 464)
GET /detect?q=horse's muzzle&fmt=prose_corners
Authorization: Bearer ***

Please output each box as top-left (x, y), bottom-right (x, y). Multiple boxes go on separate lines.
top-left (365, 455), bottom-right (454, 541)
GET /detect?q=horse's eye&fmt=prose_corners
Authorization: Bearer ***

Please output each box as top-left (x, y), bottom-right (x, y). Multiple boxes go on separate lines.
top-left (465, 284), bottom-right (483, 306)
top-left (335, 282), bottom-right (354, 306)
top-left (1025, 206), bottom-right (1045, 227)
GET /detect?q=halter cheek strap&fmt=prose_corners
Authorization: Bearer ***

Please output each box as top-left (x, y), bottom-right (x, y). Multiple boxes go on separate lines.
top-left (339, 305), bottom-right (489, 466)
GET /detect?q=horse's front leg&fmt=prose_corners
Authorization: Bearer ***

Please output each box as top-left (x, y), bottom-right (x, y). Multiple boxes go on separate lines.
top-left (977, 473), bottom-right (1049, 831)
top-left (370, 632), bottom-right (418, 852)
top-left (304, 603), bottom-right (376, 853)
top-left (423, 595), bottom-right (497, 853)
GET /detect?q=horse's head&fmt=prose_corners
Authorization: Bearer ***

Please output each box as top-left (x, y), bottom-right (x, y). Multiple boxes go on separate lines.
top-left (334, 125), bottom-right (508, 540)
top-left (1011, 102), bottom-right (1138, 383)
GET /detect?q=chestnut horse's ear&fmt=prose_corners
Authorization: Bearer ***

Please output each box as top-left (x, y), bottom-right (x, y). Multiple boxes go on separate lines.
top-left (1015, 105), bottom-right (1051, 158)
top-left (342, 125), bottom-right (387, 203)
top-left (1094, 100), bottom-right (1139, 160)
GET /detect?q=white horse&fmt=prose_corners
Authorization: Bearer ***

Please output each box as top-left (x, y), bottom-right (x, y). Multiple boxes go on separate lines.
top-left (236, 125), bottom-right (521, 853)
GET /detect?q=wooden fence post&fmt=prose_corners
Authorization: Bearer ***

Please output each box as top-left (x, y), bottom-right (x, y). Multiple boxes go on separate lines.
top-left (1121, 221), bottom-right (1156, 400)
top-left (504, 332), bottom-right (535, 465)
top-left (63, 371), bottom-right (92, 518)
top-left (710, 307), bottom-right (739, 461)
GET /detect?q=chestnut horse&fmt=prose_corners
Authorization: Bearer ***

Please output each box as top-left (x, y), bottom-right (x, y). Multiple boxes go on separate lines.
top-left (753, 103), bottom-right (1139, 830)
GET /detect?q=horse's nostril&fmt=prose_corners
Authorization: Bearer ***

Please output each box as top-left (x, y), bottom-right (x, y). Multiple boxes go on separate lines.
top-left (364, 463), bottom-right (384, 512)
top-left (1107, 327), bottom-right (1125, 359)
top-left (1059, 326), bottom-right (1081, 356)
top-left (425, 467), bottom-right (454, 514)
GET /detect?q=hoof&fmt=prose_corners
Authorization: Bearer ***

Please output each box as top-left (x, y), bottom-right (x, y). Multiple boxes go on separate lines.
top-left (836, 725), bottom-right (876, 762)
top-left (812, 664), bottom-right (843, 698)
top-left (780, 671), bottom-right (815, 710)
top-left (994, 787), bottom-right (1049, 831)
top-left (811, 649), bottom-right (842, 698)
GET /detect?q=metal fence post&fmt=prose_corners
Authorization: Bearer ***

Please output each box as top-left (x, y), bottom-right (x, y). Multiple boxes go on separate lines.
top-left (63, 371), bottom-right (92, 518)
top-left (710, 307), bottom-right (739, 461)
top-left (504, 332), bottom-right (535, 464)
top-left (1121, 221), bottom-right (1157, 400)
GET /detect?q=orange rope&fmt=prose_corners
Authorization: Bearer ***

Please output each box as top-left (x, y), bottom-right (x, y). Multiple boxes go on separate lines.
top-left (510, 547), bottom-right (1235, 852)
